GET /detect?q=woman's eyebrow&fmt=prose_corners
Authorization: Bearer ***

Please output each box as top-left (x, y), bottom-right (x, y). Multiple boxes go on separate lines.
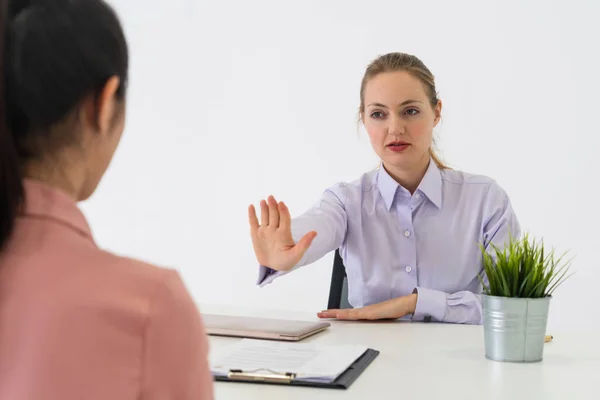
top-left (367, 99), bottom-right (422, 108)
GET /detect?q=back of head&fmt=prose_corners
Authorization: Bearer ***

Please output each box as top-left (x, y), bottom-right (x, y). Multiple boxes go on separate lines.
top-left (0, 0), bottom-right (128, 250)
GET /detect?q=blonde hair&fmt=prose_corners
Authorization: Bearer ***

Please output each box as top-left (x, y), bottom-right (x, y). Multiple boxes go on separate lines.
top-left (359, 52), bottom-right (448, 169)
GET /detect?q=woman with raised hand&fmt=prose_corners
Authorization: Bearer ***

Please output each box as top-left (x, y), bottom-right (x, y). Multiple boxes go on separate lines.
top-left (249, 52), bottom-right (520, 325)
top-left (0, 1), bottom-right (213, 398)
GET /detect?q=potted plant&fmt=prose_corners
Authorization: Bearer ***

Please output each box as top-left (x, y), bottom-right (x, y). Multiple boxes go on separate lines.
top-left (479, 232), bottom-right (572, 363)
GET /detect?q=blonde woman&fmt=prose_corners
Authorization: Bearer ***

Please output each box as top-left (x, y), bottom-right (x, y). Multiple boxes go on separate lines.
top-left (249, 52), bottom-right (519, 325)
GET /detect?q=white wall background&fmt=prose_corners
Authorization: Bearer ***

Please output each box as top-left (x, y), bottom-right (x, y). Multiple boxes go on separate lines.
top-left (84, 0), bottom-right (599, 333)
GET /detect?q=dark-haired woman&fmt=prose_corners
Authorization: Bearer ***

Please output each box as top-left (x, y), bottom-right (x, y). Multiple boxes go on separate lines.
top-left (0, 1), bottom-right (213, 398)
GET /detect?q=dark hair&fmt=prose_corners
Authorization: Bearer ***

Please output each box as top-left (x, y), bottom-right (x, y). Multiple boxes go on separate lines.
top-left (0, 0), bottom-right (128, 250)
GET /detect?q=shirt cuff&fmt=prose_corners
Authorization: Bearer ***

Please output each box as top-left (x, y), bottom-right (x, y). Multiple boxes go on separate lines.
top-left (256, 265), bottom-right (286, 287)
top-left (412, 287), bottom-right (447, 322)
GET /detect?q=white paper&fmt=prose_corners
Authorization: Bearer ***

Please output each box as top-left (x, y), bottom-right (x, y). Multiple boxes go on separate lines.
top-left (210, 339), bottom-right (368, 382)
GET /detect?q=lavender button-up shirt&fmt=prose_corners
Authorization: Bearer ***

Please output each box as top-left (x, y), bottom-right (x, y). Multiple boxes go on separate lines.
top-left (258, 159), bottom-right (520, 325)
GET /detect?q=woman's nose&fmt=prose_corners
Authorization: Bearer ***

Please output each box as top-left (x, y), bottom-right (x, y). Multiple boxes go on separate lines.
top-left (387, 115), bottom-right (405, 136)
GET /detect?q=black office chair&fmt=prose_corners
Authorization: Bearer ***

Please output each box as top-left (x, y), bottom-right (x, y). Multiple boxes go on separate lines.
top-left (327, 249), bottom-right (353, 309)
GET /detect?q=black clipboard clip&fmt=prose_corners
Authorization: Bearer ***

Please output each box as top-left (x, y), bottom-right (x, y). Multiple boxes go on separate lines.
top-left (228, 368), bottom-right (297, 383)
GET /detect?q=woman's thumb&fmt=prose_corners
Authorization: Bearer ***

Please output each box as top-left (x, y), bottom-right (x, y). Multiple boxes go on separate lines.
top-left (290, 231), bottom-right (317, 259)
top-left (297, 231), bottom-right (317, 251)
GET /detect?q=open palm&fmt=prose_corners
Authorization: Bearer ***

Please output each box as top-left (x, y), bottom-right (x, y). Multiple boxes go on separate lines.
top-left (248, 195), bottom-right (317, 272)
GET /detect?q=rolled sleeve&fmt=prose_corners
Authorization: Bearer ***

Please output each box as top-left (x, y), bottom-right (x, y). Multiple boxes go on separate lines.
top-left (411, 287), bottom-right (447, 322)
top-left (412, 287), bottom-right (484, 324)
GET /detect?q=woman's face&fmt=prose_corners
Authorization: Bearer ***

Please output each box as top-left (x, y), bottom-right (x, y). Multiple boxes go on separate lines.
top-left (362, 71), bottom-right (441, 173)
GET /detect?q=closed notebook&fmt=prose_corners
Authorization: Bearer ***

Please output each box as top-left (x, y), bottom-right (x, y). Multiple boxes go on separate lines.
top-left (202, 314), bottom-right (330, 341)
top-left (210, 339), bottom-right (379, 389)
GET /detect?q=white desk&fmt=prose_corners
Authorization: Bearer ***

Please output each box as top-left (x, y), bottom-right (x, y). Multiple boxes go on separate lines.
top-left (202, 304), bottom-right (600, 400)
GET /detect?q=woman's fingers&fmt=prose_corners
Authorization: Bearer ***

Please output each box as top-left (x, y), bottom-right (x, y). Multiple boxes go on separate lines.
top-left (278, 201), bottom-right (291, 232)
top-left (317, 307), bottom-right (374, 320)
top-left (267, 195), bottom-right (279, 228)
top-left (248, 205), bottom-right (259, 231)
top-left (317, 309), bottom-right (339, 319)
top-left (254, 196), bottom-right (284, 233)
top-left (317, 309), bottom-right (358, 320)
top-left (259, 199), bottom-right (269, 227)
top-left (336, 309), bottom-right (362, 320)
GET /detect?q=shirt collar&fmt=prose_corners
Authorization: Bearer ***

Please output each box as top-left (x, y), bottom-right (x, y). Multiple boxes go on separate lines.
top-left (20, 179), bottom-right (95, 242)
top-left (377, 158), bottom-right (443, 211)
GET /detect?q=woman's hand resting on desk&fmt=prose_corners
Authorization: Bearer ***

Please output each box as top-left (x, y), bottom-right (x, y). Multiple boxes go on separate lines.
top-left (317, 293), bottom-right (418, 321)
top-left (248, 195), bottom-right (317, 272)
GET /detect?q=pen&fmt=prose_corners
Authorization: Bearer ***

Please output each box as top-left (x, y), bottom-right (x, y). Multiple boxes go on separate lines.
top-left (545, 335), bottom-right (553, 343)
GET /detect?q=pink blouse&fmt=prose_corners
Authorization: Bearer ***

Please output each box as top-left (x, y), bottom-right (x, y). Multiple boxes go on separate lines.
top-left (0, 180), bottom-right (214, 399)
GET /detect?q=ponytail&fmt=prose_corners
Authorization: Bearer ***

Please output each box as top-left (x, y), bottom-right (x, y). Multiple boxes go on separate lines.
top-left (429, 147), bottom-right (449, 170)
top-left (0, 0), bottom-right (23, 249)
top-left (0, 0), bottom-right (24, 251)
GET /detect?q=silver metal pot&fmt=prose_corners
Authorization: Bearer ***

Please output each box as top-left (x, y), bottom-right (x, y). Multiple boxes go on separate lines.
top-left (482, 294), bottom-right (551, 362)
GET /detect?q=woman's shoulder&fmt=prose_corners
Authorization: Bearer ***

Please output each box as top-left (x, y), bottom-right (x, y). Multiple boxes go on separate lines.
top-left (79, 248), bottom-right (191, 311)
top-left (96, 250), bottom-right (181, 289)
top-left (440, 167), bottom-right (498, 187)
top-left (87, 251), bottom-right (200, 327)
top-left (326, 169), bottom-right (379, 193)
top-left (440, 167), bottom-right (513, 207)
top-left (321, 169), bottom-right (379, 204)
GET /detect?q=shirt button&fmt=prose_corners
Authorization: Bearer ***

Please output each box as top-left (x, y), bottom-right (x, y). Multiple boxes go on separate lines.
top-left (405, 266), bottom-right (412, 273)
top-left (404, 230), bottom-right (411, 237)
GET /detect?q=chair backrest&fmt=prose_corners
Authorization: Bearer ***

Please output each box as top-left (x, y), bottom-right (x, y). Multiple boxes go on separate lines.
top-left (327, 249), bottom-right (353, 309)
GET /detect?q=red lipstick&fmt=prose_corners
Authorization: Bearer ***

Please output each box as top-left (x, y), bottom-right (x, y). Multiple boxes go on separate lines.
top-left (387, 141), bottom-right (410, 152)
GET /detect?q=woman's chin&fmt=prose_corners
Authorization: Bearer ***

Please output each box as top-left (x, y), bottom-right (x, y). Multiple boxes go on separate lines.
top-left (381, 152), bottom-right (429, 172)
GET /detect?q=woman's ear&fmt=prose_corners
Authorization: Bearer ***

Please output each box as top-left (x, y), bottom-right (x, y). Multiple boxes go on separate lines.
top-left (433, 100), bottom-right (442, 127)
top-left (96, 76), bottom-right (121, 135)
top-left (81, 76), bottom-right (121, 134)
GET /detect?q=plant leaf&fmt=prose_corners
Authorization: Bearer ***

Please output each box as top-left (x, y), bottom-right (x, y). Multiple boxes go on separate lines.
top-left (477, 231), bottom-right (572, 299)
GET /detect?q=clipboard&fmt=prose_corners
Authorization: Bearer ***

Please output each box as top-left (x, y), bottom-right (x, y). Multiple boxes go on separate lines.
top-left (213, 348), bottom-right (379, 389)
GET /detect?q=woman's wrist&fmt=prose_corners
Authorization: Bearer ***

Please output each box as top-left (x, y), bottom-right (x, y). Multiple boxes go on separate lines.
top-left (406, 292), bottom-right (418, 315)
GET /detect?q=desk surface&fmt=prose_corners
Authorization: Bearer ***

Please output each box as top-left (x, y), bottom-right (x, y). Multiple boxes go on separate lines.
top-left (201, 304), bottom-right (600, 400)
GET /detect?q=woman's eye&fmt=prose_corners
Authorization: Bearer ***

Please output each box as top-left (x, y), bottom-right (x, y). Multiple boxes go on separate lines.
top-left (405, 108), bottom-right (419, 116)
top-left (370, 111), bottom-right (385, 119)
